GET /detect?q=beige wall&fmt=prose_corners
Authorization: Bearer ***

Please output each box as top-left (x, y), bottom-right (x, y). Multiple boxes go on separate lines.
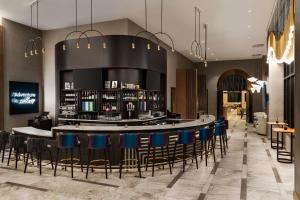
top-left (43, 18), bottom-right (196, 121)
top-left (2, 19), bottom-right (43, 131)
top-left (268, 61), bottom-right (284, 122)
top-left (199, 59), bottom-right (266, 116)
top-left (127, 20), bottom-right (196, 110)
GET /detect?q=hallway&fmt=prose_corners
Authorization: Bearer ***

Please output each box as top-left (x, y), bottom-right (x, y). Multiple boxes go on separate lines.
top-left (0, 117), bottom-right (294, 200)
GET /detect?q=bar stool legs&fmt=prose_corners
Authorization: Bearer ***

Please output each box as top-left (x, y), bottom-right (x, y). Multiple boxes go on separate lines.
top-left (86, 148), bottom-right (112, 179)
top-left (119, 148), bottom-right (141, 179)
top-left (172, 142), bottom-right (198, 172)
top-left (54, 148), bottom-right (59, 177)
top-left (54, 147), bottom-right (81, 178)
top-left (145, 145), bottom-right (172, 177)
top-left (1, 143), bottom-right (6, 163)
top-left (119, 149), bottom-right (124, 179)
top-left (136, 148), bottom-right (142, 178)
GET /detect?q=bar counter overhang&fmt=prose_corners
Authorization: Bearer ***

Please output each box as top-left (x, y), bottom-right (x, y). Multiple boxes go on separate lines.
top-left (12, 115), bottom-right (215, 168)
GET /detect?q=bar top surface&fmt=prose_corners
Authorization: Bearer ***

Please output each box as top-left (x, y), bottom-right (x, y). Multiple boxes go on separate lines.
top-left (12, 127), bottom-right (52, 138)
top-left (58, 115), bottom-right (167, 124)
top-left (52, 115), bottom-right (216, 134)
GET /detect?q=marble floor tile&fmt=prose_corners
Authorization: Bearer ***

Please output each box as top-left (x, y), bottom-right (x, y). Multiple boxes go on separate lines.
top-left (0, 110), bottom-right (294, 200)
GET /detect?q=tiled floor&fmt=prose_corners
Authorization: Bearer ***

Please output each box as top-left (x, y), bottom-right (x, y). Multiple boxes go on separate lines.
top-left (0, 112), bottom-right (294, 200)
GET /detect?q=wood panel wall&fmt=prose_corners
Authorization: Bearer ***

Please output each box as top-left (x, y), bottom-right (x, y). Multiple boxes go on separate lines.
top-left (0, 26), bottom-right (4, 129)
top-left (198, 74), bottom-right (207, 113)
top-left (176, 69), bottom-right (198, 119)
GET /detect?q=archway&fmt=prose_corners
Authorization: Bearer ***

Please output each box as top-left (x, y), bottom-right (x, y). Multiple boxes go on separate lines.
top-left (217, 69), bottom-right (253, 123)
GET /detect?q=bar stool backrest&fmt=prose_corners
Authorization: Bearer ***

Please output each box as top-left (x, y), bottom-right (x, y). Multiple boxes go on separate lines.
top-left (215, 124), bottom-right (224, 136)
top-left (218, 116), bottom-right (225, 122)
top-left (119, 134), bottom-right (140, 149)
top-left (199, 128), bottom-right (210, 141)
top-left (88, 134), bottom-right (110, 149)
top-left (26, 138), bottom-right (44, 153)
top-left (57, 133), bottom-right (78, 149)
top-left (0, 131), bottom-right (10, 143)
top-left (178, 130), bottom-right (194, 145)
top-left (150, 133), bottom-right (169, 147)
top-left (9, 135), bottom-right (26, 148)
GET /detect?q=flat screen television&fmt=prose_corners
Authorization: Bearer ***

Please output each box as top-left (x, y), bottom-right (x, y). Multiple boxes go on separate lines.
top-left (228, 91), bottom-right (241, 102)
top-left (9, 81), bottom-right (39, 115)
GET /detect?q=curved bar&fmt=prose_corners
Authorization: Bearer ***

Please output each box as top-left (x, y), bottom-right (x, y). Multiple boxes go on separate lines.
top-left (51, 115), bottom-right (215, 167)
top-left (57, 115), bottom-right (167, 125)
top-left (52, 115), bottom-right (215, 134)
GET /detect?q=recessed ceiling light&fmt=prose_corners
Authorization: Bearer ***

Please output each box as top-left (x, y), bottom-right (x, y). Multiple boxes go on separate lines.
top-left (248, 9), bottom-right (252, 13)
top-left (248, 25), bottom-right (252, 28)
top-left (207, 47), bottom-right (210, 50)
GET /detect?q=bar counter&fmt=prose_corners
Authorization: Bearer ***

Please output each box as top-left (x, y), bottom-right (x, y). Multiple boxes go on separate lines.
top-left (53, 115), bottom-right (215, 134)
top-left (13, 115), bottom-right (215, 167)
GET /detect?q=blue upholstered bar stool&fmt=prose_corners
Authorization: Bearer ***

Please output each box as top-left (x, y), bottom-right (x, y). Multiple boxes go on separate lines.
top-left (24, 138), bottom-right (54, 175)
top-left (119, 133), bottom-right (142, 178)
top-left (0, 131), bottom-right (10, 163)
top-left (197, 127), bottom-right (216, 166)
top-left (86, 134), bottom-right (112, 179)
top-left (214, 124), bottom-right (226, 158)
top-left (172, 130), bottom-right (198, 172)
top-left (7, 134), bottom-right (27, 169)
top-left (54, 133), bottom-right (83, 178)
top-left (145, 133), bottom-right (172, 177)
top-left (216, 118), bottom-right (228, 148)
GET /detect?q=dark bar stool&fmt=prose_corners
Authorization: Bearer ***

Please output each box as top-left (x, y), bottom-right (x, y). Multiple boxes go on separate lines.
top-left (172, 130), bottom-right (198, 172)
top-left (119, 133), bottom-right (142, 179)
top-left (7, 134), bottom-right (27, 168)
top-left (214, 124), bottom-right (226, 158)
top-left (145, 132), bottom-right (172, 177)
top-left (0, 131), bottom-right (10, 163)
top-left (24, 138), bottom-right (54, 175)
top-left (54, 133), bottom-right (83, 178)
top-left (216, 119), bottom-right (228, 148)
top-left (86, 134), bottom-right (112, 179)
top-left (197, 127), bottom-right (216, 166)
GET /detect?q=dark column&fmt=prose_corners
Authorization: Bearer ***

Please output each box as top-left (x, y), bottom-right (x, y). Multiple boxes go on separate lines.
top-left (294, 0), bottom-right (300, 199)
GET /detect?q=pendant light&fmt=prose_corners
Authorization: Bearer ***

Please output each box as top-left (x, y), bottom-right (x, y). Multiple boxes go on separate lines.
top-left (190, 7), bottom-right (202, 60)
top-left (203, 24), bottom-right (208, 67)
top-left (62, 0), bottom-right (88, 51)
top-left (131, 0), bottom-right (159, 50)
top-left (77, 0), bottom-right (106, 49)
top-left (149, 0), bottom-right (175, 52)
top-left (24, 1), bottom-right (45, 58)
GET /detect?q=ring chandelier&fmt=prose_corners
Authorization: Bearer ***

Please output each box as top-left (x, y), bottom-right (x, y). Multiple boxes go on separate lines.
top-left (24, 1), bottom-right (45, 58)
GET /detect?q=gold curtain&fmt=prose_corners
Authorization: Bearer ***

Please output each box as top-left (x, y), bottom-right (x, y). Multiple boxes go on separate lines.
top-left (267, 0), bottom-right (295, 64)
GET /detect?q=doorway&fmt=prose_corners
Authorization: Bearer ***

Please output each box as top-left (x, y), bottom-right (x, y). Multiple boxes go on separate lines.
top-left (217, 69), bottom-right (253, 123)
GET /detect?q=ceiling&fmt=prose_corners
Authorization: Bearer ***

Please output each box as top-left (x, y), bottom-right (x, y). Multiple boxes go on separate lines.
top-left (0, 0), bottom-right (275, 62)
